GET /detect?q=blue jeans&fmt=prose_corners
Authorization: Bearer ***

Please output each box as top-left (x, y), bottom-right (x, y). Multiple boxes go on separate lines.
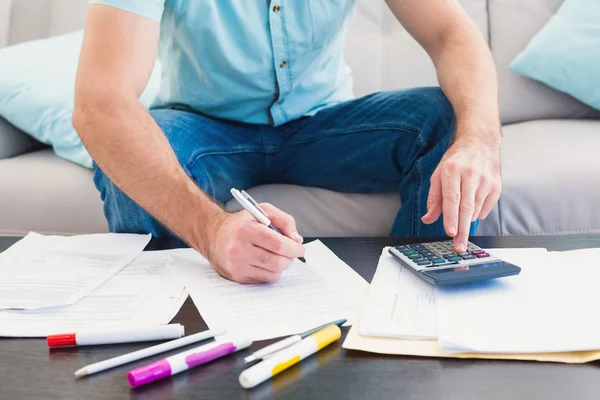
top-left (94, 87), bottom-right (478, 238)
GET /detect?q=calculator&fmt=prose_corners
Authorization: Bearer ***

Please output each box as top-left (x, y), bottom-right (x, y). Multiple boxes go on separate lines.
top-left (388, 241), bottom-right (521, 286)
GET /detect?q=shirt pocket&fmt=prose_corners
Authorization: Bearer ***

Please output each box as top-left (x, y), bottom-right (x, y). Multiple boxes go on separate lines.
top-left (308, 0), bottom-right (355, 46)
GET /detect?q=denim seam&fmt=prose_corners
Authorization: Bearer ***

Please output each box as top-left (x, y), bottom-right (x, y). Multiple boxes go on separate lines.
top-left (412, 137), bottom-right (426, 235)
top-left (325, 123), bottom-right (422, 135)
top-left (185, 149), bottom-right (264, 172)
top-left (276, 125), bottom-right (422, 152)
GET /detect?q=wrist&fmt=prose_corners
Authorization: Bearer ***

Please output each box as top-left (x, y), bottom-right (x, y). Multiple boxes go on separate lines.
top-left (192, 203), bottom-right (227, 258)
top-left (455, 116), bottom-right (502, 150)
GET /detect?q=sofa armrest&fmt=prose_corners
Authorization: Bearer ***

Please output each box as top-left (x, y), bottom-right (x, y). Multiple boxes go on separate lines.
top-left (0, 116), bottom-right (47, 160)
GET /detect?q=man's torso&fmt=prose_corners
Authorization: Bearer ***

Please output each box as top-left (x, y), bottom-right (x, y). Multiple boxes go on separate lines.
top-left (92, 0), bottom-right (359, 125)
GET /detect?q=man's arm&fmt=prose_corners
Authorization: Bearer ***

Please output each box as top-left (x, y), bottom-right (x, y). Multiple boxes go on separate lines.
top-left (73, 5), bottom-right (304, 283)
top-left (385, 0), bottom-right (502, 252)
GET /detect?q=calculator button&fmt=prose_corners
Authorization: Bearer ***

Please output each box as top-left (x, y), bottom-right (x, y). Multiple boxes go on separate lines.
top-left (441, 253), bottom-right (454, 258)
top-left (446, 256), bottom-right (462, 262)
top-left (416, 260), bottom-right (433, 267)
top-left (471, 250), bottom-right (485, 255)
top-left (461, 255), bottom-right (476, 260)
top-left (475, 252), bottom-right (490, 258)
top-left (457, 252), bottom-right (470, 257)
top-left (432, 258), bottom-right (446, 264)
top-left (408, 253), bottom-right (422, 259)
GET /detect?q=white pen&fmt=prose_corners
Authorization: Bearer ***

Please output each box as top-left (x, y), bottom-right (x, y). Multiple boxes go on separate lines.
top-left (230, 188), bottom-right (306, 263)
top-left (74, 328), bottom-right (226, 378)
top-left (244, 318), bottom-right (347, 364)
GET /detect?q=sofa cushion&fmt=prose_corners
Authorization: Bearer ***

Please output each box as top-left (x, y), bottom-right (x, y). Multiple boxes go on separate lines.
top-left (509, 0), bottom-right (600, 112)
top-left (493, 119), bottom-right (600, 235)
top-left (225, 184), bottom-right (401, 237)
top-left (346, 0), bottom-right (489, 97)
top-left (490, 0), bottom-right (600, 124)
top-left (0, 149), bottom-right (108, 236)
top-left (0, 116), bottom-right (46, 160)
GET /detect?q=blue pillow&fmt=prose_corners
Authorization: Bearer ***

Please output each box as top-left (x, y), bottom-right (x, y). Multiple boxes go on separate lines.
top-left (510, 0), bottom-right (600, 111)
top-left (0, 30), bottom-right (161, 168)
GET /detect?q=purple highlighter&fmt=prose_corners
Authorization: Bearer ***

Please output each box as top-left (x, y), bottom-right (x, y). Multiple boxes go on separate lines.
top-left (127, 337), bottom-right (252, 388)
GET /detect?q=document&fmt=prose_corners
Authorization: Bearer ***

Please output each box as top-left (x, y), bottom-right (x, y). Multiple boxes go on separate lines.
top-left (342, 304), bottom-right (600, 364)
top-left (0, 251), bottom-right (187, 337)
top-left (359, 248), bottom-right (437, 340)
top-left (0, 232), bottom-right (151, 310)
top-left (436, 248), bottom-right (600, 354)
top-left (173, 240), bottom-right (369, 341)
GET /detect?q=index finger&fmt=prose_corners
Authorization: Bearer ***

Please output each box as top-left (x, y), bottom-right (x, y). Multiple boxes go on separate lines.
top-left (260, 203), bottom-right (303, 243)
top-left (441, 170), bottom-right (461, 238)
top-left (249, 223), bottom-right (305, 260)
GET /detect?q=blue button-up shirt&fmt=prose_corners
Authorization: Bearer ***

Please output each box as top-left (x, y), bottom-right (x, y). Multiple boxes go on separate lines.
top-left (90, 0), bottom-right (358, 125)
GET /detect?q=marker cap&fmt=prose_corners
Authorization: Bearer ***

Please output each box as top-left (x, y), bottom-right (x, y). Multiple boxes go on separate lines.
top-left (127, 360), bottom-right (172, 388)
top-left (47, 333), bottom-right (77, 348)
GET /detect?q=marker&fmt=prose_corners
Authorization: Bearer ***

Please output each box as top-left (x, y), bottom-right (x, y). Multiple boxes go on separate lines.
top-left (244, 318), bottom-right (347, 364)
top-left (231, 188), bottom-right (307, 263)
top-left (74, 328), bottom-right (226, 378)
top-left (48, 324), bottom-right (185, 348)
top-left (239, 324), bottom-right (341, 389)
top-left (127, 336), bottom-right (252, 388)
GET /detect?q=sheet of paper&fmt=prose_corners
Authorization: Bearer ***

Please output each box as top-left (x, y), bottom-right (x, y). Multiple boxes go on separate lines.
top-left (359, 247), bottom-right (437, 340)
top-left (0, 251), bottom-right (187, 337)
top-left (0, 232), bottom-right (151, 310)
top-left (437, 248), bottom-right (600, 354)
top-left (342, 300), bottom-right (600, 364)
top-left (173, 240), bottom-right (369, 340)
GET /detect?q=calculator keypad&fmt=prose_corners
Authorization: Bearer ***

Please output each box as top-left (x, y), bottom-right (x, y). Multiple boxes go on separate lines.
top-left (391, 241), bottom-right (497, 272)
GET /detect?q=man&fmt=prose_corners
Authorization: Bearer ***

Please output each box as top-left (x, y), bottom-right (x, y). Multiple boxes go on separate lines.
top-left (73, 1), bottom-right (502, 284)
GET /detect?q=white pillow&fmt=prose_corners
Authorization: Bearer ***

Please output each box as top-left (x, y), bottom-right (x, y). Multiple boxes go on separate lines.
top-left (0, 30), bottom-right (161, 168)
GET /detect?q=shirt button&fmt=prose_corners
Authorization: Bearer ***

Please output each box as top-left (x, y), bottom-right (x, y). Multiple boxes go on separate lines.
top-left (273, 5), bottom-right (280, 13)
top-left (279, 61), bottom-right (287, 68)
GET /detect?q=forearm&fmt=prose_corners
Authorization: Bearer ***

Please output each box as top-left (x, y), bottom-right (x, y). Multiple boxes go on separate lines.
top-left (73, 93), bottom-right (224, 254)
top-left (433, 23), bottom-right (501, 147)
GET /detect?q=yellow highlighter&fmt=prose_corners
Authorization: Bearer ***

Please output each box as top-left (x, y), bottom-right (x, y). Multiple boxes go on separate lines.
top-left (239, 324), bottom-right (342, 389)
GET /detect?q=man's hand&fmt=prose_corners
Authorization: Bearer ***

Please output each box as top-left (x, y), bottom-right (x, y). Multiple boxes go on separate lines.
top-left (422, 137), bottom-right (502, 252)
top-left (204, 203), bottom-right (305, 284)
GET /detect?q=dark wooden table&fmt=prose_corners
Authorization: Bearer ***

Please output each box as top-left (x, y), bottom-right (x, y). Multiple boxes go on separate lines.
top-left (1, 235), bottom-right (600, 400)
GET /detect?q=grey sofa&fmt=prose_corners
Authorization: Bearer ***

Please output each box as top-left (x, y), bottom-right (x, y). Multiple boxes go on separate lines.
top-left (1, 0), bottom-right (599, 237)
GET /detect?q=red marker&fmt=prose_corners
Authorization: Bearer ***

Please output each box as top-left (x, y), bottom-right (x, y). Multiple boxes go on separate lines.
top-left (47, 324), bottom-right (184, 348)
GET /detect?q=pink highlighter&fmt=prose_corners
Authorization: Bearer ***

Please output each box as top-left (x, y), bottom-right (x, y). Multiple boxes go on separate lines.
top-left (127, 337), bottom-right (252, 388)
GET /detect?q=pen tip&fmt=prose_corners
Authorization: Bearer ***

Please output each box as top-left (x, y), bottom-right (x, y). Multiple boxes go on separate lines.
top-left (299, 257), bottom-right (307, 263)
top-left (244, 355), bottom-right (257, 364)
top-left (74, 369), bottom-right (87, 378)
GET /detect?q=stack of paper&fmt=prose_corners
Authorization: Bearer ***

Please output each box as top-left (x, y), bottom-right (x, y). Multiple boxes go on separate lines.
top-left (173, 240), bottom-right (370, 341)
top-left (0, 232), bottom-right (151, 310)
top-left (437, 248), bottom-right (600, 354)
top-left (343, 246), bottom-right (600, 364)
top-left (358, 249), bottom-right (437, 340)
top-left (0, 234), bottom-right (187, 337)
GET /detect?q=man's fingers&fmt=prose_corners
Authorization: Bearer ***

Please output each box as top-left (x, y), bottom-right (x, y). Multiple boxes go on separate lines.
top-left (471, 175), bottom-right (492, 221)
top-left (249, 223), bottom-right (305, 259)
top-left (454, 171), bottom-right (478, 253)
top-left (260, 203), bottom-right (303, 243)
top-left (248, 246), bottom-right (293, 273)
top-left (422, 173), bottom-right (442, 224)
top-left (246, 266), bottom-right (282, 284)
top-left (478, 185), bottom-right (501, 220)
top-left (441, 165), bottom-right (461, 237)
